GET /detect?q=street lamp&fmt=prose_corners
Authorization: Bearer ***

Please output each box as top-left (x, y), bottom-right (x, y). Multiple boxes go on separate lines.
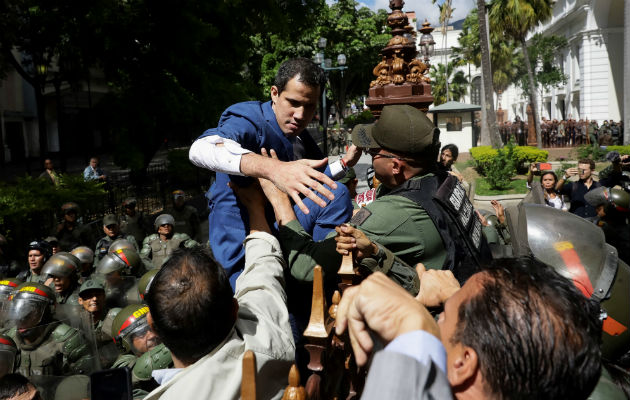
top-left (419, 20), bottom-right (435, 65)
top-left (314, 37), bottom-right (349, 155)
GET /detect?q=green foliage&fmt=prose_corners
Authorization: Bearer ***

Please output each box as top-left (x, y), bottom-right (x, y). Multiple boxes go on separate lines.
top-left (475, 177), bottom-right (529, 196)
top-left (605, 146), bottom-right (630, 155)
top-left (484, 142), bottom-right (516, 190)
top-left (429, 62), bottom-right (469, 105)
top-left (515, 33), bottom-right (567, 96)
top-left (343, 109), bottom-right (375, 128)
top-left (0, 174), bottom-right (106, 240)
top-left (575, 145), bottom-right (607, 161)
top-left (555, 162), bottom-right (575, 179)
top-left (471, 144), bottom-right (547, 173)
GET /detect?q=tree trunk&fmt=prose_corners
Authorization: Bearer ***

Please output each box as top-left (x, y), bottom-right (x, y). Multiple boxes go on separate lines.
top-left (476, 0), bottom-right (502, 148)
top-left (521, 37), bottom-right (542, 148)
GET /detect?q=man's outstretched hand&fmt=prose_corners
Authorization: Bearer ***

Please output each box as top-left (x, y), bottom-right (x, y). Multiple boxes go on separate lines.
top-left (335, 272), bottom-right (440, 367)
top-left (261, 148), bottom-right (337, 215)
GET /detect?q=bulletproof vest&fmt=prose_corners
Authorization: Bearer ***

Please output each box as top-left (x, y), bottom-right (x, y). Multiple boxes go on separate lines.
top-left (386, 172), bottom-right (491, 284)
top-left (149, 235), bottom-right (185, 269)
top-left (121, 213), bottom-right (148, 245)
top-left (95, 236), bottom-right (114, 261)
top-left (168, 207), bottom-right (196, 238)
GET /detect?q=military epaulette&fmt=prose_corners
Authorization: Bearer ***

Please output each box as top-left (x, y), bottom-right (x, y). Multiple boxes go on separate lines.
top-left (51, 322), bottom-right (74, 342)
top-left (143, 234), bottom-right (159, 244)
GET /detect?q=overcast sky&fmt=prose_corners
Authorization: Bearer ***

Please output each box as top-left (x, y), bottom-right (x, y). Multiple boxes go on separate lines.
top-left (356, 0), bottom-right (476, 26)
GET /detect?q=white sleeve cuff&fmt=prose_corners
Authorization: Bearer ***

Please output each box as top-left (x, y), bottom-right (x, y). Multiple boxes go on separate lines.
top-left (385, 330), bottom-right (447, 374)
top-left (189, 135), bottom-right (252, 176)
top-left (329, 159), bottom-right (346, 181)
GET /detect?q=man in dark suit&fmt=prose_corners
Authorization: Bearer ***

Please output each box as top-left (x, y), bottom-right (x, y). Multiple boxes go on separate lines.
top-left (337, 257), bottom-right (602, 399)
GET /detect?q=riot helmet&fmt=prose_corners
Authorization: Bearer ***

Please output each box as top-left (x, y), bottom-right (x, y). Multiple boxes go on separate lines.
top-left (61, 202), bottom-right (80, 215)
top-left (154, 214), bottom-right (175, 231)
top-left (0, 278), bottom-right (21, 328)
top-left (8, 283), bottom-right (56, 333)
top-left (138, 269), bottom-right (159, 300)
top-left (111, 304), bottom-right (160, 355)
top-left (506, 203), bottom-right (630, 362)
top-left (0, 334), bottom-right (17, 378)
top-left (96, 248), bottom-right (141, 276)
top-left (109, 238), bottom-right (135, 254)
top-left (28, 240), bottom-right (52, 263)
top-left (41, 252), bottom-right (80, 278)
top-left (70, 246), bottom-right (94, 266)
top-left (585, 186), bottom-right (630, 216)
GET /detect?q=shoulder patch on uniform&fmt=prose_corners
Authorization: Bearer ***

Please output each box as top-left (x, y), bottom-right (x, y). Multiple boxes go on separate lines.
top-left (350, 207), bottom-right (373, 226)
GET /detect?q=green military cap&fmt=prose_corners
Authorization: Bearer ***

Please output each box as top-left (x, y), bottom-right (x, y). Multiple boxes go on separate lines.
top-left (103, 214), bottom-right (118, 226)
top-left (351, 105), bottom-right (439, 155)
top-left (78, 278), bottom-right (105, 296)
top-left (338, 167), bottom-right (357, 185)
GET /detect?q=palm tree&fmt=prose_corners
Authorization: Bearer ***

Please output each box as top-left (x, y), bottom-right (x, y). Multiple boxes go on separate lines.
top-left (429, 62), bottom-right (469, 105)
top-left (433, 0), bottom-right (454, 101)
top-left (489, 0), bottom-right (553, 148)
top-left (476, 0), bottom-right (503, 148)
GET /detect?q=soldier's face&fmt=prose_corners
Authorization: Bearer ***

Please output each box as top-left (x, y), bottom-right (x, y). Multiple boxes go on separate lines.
top-left (158, 224), bottom-right (173, 236)
top-left (270, 77), bottom-right (320, 137)
top-left (28, 250), bottom-right (45, 273)
top-left (64, 211), bottom-right (77, 223)
top-left (79, 289), bottom-right (105, 314)
top-left (51, 275), bottom-right (71, 293)
top-left (104, 224), bottom-right (120, 238)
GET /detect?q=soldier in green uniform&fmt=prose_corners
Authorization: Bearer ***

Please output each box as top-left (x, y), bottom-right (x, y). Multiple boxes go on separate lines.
top-left (17, 240), bottom-right (52, 283)
top-left (94, 214), bottom-right (139, 264)
top-left (0, 334), bottom-right (18, 377)
top-left (263, 105), bottom-right (485, 293)
top-left (96, 248), bottom-right (143, 308)
top-left (165, 190), bottom-right (201, 241)
top-left (0, 278), bottom-right (21, 332)
top-left (585, 187), bottom-right (630, 264)
top-left (55, 203), bottom-right (92, 252)
top-left (110, 303), bottom-right (171, 395)
top-left (6, 282), bottom-right (94, 377)
top-left (77, 279), bottom-right (119, 369)
top-left (40, 252), bottom-right (81, 307)
top-left (70, 246), bottom-right (94, 282)
top-left (120, 198), bottom-right (151, 246)
top-left (140, 214), bottom-right (198, 270)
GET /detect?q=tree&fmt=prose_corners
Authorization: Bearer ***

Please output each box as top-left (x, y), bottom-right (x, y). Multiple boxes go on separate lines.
top-left (429, 62), bottom-right (468, 105)
top-left (476, 0), bottom-right (503, 148)
top-left (433, 0), bottom-right (454, 101)
top-left (489, 0), bottom-right (554, 148)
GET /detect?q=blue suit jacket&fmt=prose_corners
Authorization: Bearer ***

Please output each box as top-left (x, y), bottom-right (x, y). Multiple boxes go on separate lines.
top-left (197, 101), bottom-right (352, 281)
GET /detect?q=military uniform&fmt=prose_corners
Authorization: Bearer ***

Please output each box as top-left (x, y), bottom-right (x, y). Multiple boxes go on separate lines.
top-left (56, 224), bottom-right (92, 252)
top-left (165, 205), bottom-right (201, 241)
top-left (16, 270), bottom-right (46, 283)
top-left (8, 322), bottom-right (93, 376)
top-left (120, 212), bottom-right (151, 246)
top-left (140, 233), bottom-right (198, 269)
top-left (94, 234), bottom-right (139, 263)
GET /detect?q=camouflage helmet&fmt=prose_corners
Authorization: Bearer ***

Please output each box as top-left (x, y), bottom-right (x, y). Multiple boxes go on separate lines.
top-left (505, 203), bottom-right (630, 362)
top-left (0, 278), bottom-right (22, 298)
top-left (154, 214), bottom-right (175, 231)
top-left (41, 252), bottom-right (80, 278)
top-left (585, 186), bottom-right (630, 215)
top-left (0, 334), bottom-right (17, 378)
top-left (485, 214), bottom-right (500, 227)
top-left (70, 246), bottom-right (94, 265)
top-left (122, 198), bottom-right (137, 208)
top-left (61, 202), bottom-right (80, 215)
top-left (138, 269), bottom-right (159, 300)
top-left (109, 238), bottom-right (135, 254)
top-left (111, 304), bottom-right (155, 354)
top-left (96, 248), bottom-right (141, 275)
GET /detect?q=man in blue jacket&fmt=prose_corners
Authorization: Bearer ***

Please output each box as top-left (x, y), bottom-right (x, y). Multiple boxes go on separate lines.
top-left (190, 58), bottom-right (360, 284)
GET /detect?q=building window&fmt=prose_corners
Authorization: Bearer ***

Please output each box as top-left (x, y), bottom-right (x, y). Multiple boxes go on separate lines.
top-left (445, 117), bottom-right (462, 131)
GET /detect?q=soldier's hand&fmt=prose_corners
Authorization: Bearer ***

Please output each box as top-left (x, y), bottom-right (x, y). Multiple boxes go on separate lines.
top-left (490, 200), bottom-right (506, 224)
top-left (342, 145), bottom-right (363, 168)
top-left (414, 263), bottom-right (460, 308)
top-left (261, 148), bottom-right (337, 215)
top-left (336, 272), bottom-right (439, 367)
top-left (335, 224), bottom-right (377, 260)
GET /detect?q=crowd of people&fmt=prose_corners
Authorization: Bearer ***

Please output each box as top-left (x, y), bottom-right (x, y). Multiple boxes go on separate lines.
top-left (1, 58), bottom-right (630, 400)
top-left (497, 117), bottom-right (624, 147)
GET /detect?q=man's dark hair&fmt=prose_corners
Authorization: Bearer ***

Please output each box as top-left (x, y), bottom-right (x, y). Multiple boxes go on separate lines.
top-left (0, 373), bottom-right (32, 399)
top-left (441, 144), bottom-right (459, 161)
top-left (146, 246), bottom-right (235, 365)
top-left (273, 58), bottom-right (326, 94)
top-left (578, 158), bottom-right (596, 170)
top-left (452, 257), bottom-right (602, 399)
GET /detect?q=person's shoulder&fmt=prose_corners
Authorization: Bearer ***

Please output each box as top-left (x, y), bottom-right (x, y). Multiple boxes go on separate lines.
top-left (221, 101), bottom-right (266, 120)
top-left (51, 322), bottom-right (79, 342)
top-left (143, 234), bottom-right (159, 244)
